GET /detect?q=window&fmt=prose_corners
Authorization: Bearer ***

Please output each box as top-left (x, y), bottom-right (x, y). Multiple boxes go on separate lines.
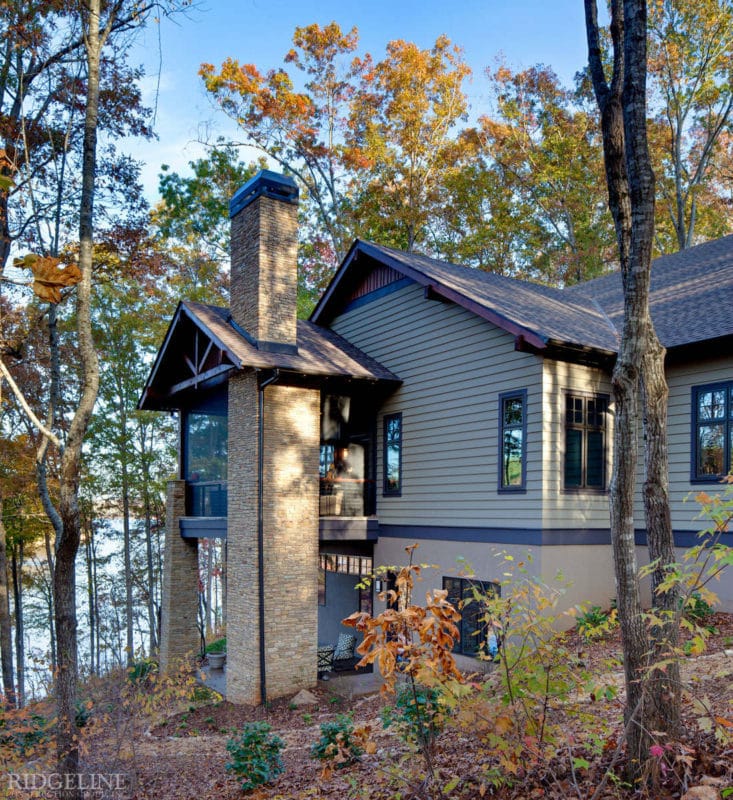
top-left (443, 577), bottom-right (500, 657)
top-left (383, 412), bottom-right (402, 495)
top-left (564, 392), bottom-right (608, 490)
top-left (692, 381), bottom-right (733, 480)
top-left (498, 390), bottom-right (527, 491)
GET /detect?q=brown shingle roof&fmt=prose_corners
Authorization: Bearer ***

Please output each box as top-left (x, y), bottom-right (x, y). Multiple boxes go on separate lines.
top-left (568, 234), bottom-right (733, 349)
top-left (314, 237), bottom-right (733, 355)
top-left (183, 301), bottom-right (400, 382)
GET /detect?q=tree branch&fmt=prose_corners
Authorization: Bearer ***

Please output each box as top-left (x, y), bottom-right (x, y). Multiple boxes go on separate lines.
top-left (0, 358), bottom-right (61, 448)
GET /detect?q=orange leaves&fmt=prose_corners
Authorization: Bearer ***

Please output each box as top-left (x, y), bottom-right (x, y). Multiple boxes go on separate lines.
top-left (343, 553), bottom-right (464, 698)
top-left (0, 148), bottom-right (14, 191)
top-left (14, 253), bottom-right (82, 303)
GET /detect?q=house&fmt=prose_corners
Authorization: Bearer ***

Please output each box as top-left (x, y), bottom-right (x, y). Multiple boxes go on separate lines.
top-left (140, 170), bottom-right (733, 705)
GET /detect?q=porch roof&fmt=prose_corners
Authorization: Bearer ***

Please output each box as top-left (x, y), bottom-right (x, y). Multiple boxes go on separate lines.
top-left (139, 300), bottom-right (400, 411)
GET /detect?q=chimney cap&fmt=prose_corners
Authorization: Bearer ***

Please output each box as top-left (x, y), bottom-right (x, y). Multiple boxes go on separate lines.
top-left (229, 170), bottom-right (299, 218)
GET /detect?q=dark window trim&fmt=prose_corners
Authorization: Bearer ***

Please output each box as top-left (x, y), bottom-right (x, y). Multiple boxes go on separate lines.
top-left (443, 576), bottom-right (501, 658)
top-left (562, 390), bottom-right (610, 494)
top-left (383, 412), bottom-right (403, 496)
top-left (497, 389), bottom-right (528, 493)
top-left (690, 380), bottom-right (733, 483)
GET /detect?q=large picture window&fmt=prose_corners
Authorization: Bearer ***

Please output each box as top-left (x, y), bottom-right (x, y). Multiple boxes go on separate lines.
top-left (383, 412), bottom-right (402, 495)
top-left (443, 577), bottom-right (500, 657)
top-left (692, 381), bottom-right (733, 481)
top-left (498, 390), bottom-right (527, 491)
top-left (564, 392), bottom-right (608, 491)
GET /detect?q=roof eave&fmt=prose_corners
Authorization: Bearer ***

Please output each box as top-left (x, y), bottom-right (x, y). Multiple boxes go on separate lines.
top-left (313, 240), bottom-right (550, 350)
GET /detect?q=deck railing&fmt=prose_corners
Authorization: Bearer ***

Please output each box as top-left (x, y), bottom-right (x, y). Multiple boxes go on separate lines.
top-left (319, 478), bottom-right (375, 517)
top-left (186, 481), bottom-right (228, 517)
top-left (185, 478), bottom-right (375, 518)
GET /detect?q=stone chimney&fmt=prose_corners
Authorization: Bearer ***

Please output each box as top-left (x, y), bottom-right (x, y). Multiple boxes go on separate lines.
top-left (229, 170), bottom-right (299, 349)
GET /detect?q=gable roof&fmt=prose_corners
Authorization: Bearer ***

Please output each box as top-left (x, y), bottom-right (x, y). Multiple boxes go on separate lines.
top-left (567, 233), bottom-right (733, 350)
top-left (139, 300), bottom-right (399, 410)
top-left (183, 301), bottom-right (400, 380)
top-left (312, 237), bottom-right (733, 358)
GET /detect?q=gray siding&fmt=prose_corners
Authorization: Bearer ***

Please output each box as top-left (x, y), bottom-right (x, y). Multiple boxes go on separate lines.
top-left (541, 359), bottom-right (614, 528)
top-left (658, 354), bottom-right (733, 530)
top-left (331, 282), bottom-right (544, 528)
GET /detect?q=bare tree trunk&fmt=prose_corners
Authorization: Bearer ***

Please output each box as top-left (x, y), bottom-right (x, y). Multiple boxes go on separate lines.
top-left (84, 523), bottom-right (96, 675)
top-left (584, 0), bottom-right (680, 782)
top-left (143, 496), bottom-right (158, 653)
top-left (121, 457), bottom-right (134, 666)
top-left (642, 341), bottom-right (681, 733)
top-left (11, 541), bottom-right (24, 707)
top-left (39, 529), bottom-right (57, 672)
top-left (54, 2), bottom-right (102, 791)
top-left (205, 540), bottom-right (213, 638)
top-left (0, 497), bottom-right (15, 705)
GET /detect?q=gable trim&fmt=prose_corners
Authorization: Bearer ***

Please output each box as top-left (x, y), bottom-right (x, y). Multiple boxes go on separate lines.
top-left (311, 240), bottom-right (549, 351)
top-left (340, 276), bottom-right (413, 316)
top-left (138, 302), bottom-right (243, 410)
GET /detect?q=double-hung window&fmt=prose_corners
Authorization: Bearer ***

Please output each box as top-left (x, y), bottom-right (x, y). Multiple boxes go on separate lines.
top-left (564, 392), bottom-right (608, 491)
top-left (498, 390), bottom-right (527, 491)
top-left (383, 412), bottom-right (402, 495)
top-left (692, 381), bottom-right (733, 480)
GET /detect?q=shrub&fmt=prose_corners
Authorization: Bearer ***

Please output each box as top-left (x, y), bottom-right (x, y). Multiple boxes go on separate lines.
top-left (683, 592), bottom-right (715, 627)
top-left (75, 699), bottom-right (93, 728)
top-left (0, 708), bottom-right (52, 758)
top-left (226, 721), bottom-right (285, 791)
top-left (310, 713), bottom-right (363, 768)
top-left (205, 637), bottom-right (227, 654)
top-left (381, 683), bottom-right (444, 752)
top-left (127, 657), bottom-right (157, 683)
top-left (576, 604), bottom-right (617, 639)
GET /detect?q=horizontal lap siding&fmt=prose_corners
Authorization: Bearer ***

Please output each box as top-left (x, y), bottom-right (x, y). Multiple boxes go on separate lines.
top-left (542, 359), bottom-right (614, 528)
top-left (331, 283), bottom-right (544, 528)
top-left (663, 354), bottom-right (733, 530)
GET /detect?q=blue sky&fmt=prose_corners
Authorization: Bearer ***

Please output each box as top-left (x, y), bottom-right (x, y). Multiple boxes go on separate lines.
top-left (129, 0), bottom-right (599, 201)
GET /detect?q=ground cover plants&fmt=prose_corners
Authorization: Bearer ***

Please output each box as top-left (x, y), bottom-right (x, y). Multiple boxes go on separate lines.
top-left (2, 487), bottom-right (733, 799)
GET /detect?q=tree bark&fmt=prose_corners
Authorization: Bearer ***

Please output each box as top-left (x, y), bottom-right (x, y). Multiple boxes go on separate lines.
top-left (54, 1), bottom-right (102, 791)
top-left (0, 496), bottom-right (15, 705)
top-left (11, 540), bottom-right (24, 707)
top-left (584, 0), bottom-right (680, 781)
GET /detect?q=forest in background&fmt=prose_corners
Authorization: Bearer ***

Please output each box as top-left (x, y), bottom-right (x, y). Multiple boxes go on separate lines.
top-left (1, 0), bottom-right (733, 707)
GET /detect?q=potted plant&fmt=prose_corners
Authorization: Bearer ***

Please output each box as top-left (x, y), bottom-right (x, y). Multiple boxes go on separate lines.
top-left (205, 636), bottom-right (227, 669)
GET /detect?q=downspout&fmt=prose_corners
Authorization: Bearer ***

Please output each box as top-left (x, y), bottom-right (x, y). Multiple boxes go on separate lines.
top-left (257, 369), bottom-right (280, 704)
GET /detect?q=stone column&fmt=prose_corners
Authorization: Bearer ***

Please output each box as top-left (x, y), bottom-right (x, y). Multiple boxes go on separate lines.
top-left (227, 374), bottom-right (320, 704)
top-left (159, 479), bottom-right (200, 671)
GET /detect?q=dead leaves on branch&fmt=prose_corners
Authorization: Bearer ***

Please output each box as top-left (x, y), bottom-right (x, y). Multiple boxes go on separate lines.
top-left (14, 253), bottom-right (82, 303)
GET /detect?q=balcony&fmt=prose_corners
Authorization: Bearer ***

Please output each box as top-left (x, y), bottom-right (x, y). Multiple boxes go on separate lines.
top-left (180, 476), bottom-right (377, 542)
top-left (319, 477), bottom-right (375, 518)
top-left (186, 480), bottom-right (228, 517)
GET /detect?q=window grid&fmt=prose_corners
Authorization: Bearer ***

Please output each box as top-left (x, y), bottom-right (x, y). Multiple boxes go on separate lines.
top-left (692, 381), bottom-right (733, 481)
top-left (443, 577), bottom-right (500, 657)
top-left (498, 390), bottom-right (527, 492)
top-left (564, 392), bottom-right (608, 491)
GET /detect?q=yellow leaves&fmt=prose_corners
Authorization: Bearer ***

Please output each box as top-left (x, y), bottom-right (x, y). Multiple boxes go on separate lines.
top-left (0, 148), bottom-right (13, 191)
top-left (494, 714), bottom-right (514, 734)
top-left (14, 253), bottom-right (82, 303)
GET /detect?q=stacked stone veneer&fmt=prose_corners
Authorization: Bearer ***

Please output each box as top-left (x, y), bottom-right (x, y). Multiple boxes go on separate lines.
top-left (226, 172), bottom-right (320, 704)
top-left (227, 373), bottom-right (320, 703)
top-left (230, 191), bottom-right (298, 346)
top-left (159, 479), bottom-right (200, 671)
